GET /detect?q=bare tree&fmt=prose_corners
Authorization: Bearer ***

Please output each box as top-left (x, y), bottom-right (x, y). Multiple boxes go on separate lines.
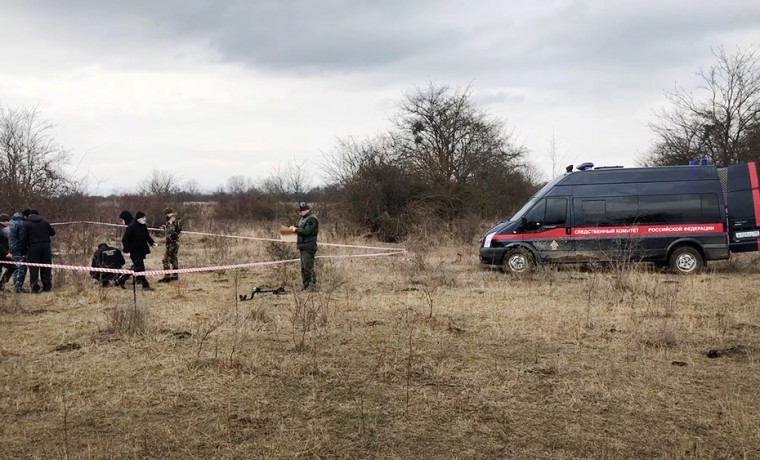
top-left (389, 83), bottom-right (530, 220)
top-left (645, 46), bottom-right (760, 166)
top-left (182, 179), bottom-right (202, 196)
top-left (261, 159), bottom-right (313, 199)
top-left (546, 131), bottom-right (575, 179)
top-left (225, 175), bottom-right (255, 195)
top-left (138, 169), bottom-right (182, 197)
top-left (392, 83), bottom-right (526, 188)
top-left (0, 105), bottom-right (74, 210)
top-left (323, 83), bottom-right (536, 239)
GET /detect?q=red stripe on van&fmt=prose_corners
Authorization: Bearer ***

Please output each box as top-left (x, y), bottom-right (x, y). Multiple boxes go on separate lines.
top-left (747, 162), bottom-right (760, 251)
top-left (748, 162), bottom-right (760, 226)
top-left (491, 223), bottom-right (723, 241)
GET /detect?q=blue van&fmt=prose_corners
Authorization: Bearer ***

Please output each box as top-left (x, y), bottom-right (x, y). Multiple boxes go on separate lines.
top-left (480, 162), bottom-right (760, 274)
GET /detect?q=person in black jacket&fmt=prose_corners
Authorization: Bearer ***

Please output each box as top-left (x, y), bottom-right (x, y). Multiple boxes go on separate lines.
top-left (20, 210), bottom-right (56, 293)
top-left (91, 243), bottom-right (126, 287)
top-left (120, 211), bottom-right (157, 290)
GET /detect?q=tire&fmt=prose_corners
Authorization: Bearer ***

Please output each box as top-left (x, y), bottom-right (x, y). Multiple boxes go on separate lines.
top-left (503, 248), bottom-right (535, 274)
top-left (668, 246), bottom-right (703, 274)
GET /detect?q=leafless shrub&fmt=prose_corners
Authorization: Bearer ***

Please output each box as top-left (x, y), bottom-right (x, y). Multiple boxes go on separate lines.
top-left (314, 259), bottom-right (346, 293)
top-left (265, 241), bottom-right (299, 261)
top-left (105, 301), bottom-right (148, 335)
top-left (291, 289), bottom-right (334, 352)
top-left (604, 236), bottom-right (647, 293)
top-left (194, 312), bottom-right (227, 359)
top-left (52, 221), bottom-right (105, 290)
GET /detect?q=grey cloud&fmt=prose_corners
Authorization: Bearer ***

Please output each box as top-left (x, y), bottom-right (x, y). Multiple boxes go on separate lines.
top-left (7, 0), bottom-right (760, 92)
top-left (10, 0), bottom-right (466, 73)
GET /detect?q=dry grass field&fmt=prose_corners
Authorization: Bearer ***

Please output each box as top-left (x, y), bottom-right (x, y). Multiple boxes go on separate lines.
top-left (1, 224), bottom-right (760, 459)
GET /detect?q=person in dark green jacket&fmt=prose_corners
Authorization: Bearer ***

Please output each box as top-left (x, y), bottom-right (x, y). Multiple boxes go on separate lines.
top-left (289, 202), bottom-right (319, 290)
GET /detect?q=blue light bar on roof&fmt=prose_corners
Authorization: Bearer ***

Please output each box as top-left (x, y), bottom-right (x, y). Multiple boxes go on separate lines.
top-left (576, 162), bottom-right (594, 171)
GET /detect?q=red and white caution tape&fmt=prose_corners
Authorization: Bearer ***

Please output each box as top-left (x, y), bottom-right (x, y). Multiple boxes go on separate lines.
top-left (50, 220), bottom-right (405, 252)
top-left (18, 220), bottom-right (406, 277)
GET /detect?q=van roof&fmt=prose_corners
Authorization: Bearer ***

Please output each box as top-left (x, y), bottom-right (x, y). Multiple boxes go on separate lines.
top-left (560, 165), bottom-right (718, 186)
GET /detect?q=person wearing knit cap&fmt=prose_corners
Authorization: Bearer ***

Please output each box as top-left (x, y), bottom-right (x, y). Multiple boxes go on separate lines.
top-left (119, 211), bottom-right (157, 291)
top-left (158, 207), bottom-right (181, 283)
top-left (0, 213), bottom-right (16, 290)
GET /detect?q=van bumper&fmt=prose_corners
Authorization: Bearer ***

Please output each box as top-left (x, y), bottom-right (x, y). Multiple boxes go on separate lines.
top-left (704, 245), bottom-right (730, 261)
top-left (479, 247), bottom-right (506, 266)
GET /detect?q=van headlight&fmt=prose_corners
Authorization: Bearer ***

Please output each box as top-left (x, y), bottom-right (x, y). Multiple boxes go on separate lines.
top-left (483, 232), bottom-right (495, 248)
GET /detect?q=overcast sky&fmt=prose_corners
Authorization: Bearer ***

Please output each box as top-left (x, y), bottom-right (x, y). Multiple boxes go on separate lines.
top-left (1, 0), bottom-right (759, 194)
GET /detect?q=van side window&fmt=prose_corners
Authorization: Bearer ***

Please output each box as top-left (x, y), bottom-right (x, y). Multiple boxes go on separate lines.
top-left (605, 196), bottom-right (639, 224)
top-left (578, 200), bottom-right (606, 225)
top-left (544, 197), bottom-right (568, 226)
top-left (524, 199), bottom-right (546, 224)
top-left (639, 194), bottom-right (711, 223)
top-left (575, 194), bottom-right (720, 225)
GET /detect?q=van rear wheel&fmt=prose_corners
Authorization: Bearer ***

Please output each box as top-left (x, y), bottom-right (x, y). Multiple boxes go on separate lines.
top-left (503, 248), bottom-right (534, 274)
top-left (669, 246), bottom-right (703, 274)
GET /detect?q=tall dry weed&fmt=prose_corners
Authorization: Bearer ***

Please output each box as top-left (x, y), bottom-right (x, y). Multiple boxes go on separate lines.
top-left (290, 289), bottom-right (335, 352)
top-left (105, 300), bottom-right (149, 335)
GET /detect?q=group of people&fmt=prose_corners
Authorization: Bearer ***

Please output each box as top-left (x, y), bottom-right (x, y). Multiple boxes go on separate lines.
top-left (0, 209), bottom-right (56, 293)
top-left (94, 203), bottom-right (320, 291)
top-left (1, 202), bottom-right (319, 294)
top-left (91, 208), bottom-right (182, 290)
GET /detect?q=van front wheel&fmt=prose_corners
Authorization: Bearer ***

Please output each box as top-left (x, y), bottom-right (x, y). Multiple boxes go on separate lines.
top-left (503, 248), bottom-right (534, 274)
top-left (669, 247), bottom-right (703, 274)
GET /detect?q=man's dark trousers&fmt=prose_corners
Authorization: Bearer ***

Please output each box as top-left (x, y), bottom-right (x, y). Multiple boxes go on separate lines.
top-left (300, 250), bottom-right (316, 289)
top-left (27, 243), bottom-right (52, 292)
top-left (131, 257), bottom-right (149, 287)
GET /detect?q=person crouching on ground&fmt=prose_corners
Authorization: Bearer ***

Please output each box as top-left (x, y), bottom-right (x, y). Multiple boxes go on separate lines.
top-left (158, 208), bottom-right (181, 283)
top-left (20, 210), bottom-right (56, 293)
top-left (120, 211), bottom-right (157, 291)
top-left (289, 202), bottom-right (319, 290)
top-left (91, 242), bottom-right (126, 287)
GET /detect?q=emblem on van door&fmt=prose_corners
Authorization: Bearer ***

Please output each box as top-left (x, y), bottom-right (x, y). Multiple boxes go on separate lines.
top-left (550, 240), bottom-right (559, 250)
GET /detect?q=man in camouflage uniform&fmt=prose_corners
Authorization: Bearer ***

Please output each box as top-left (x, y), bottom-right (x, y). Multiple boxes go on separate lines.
top-left (289, 202), bottom-right (319, 290)
top-left (158, 208), bottom-right (181, 283)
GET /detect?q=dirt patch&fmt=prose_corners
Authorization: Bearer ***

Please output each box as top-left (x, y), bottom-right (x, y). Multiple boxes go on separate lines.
top-left (54, 342), bottom-right (81, 352)
top-left (705, 344), bottom-right (758, 359)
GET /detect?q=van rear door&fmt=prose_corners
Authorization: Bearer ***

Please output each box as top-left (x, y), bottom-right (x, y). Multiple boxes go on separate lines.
top-left (727, 162), bottom-right (760, 252)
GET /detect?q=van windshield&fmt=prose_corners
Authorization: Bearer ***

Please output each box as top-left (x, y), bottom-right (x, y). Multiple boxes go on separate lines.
top-left (509, 177), bottom-right (562, 221)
